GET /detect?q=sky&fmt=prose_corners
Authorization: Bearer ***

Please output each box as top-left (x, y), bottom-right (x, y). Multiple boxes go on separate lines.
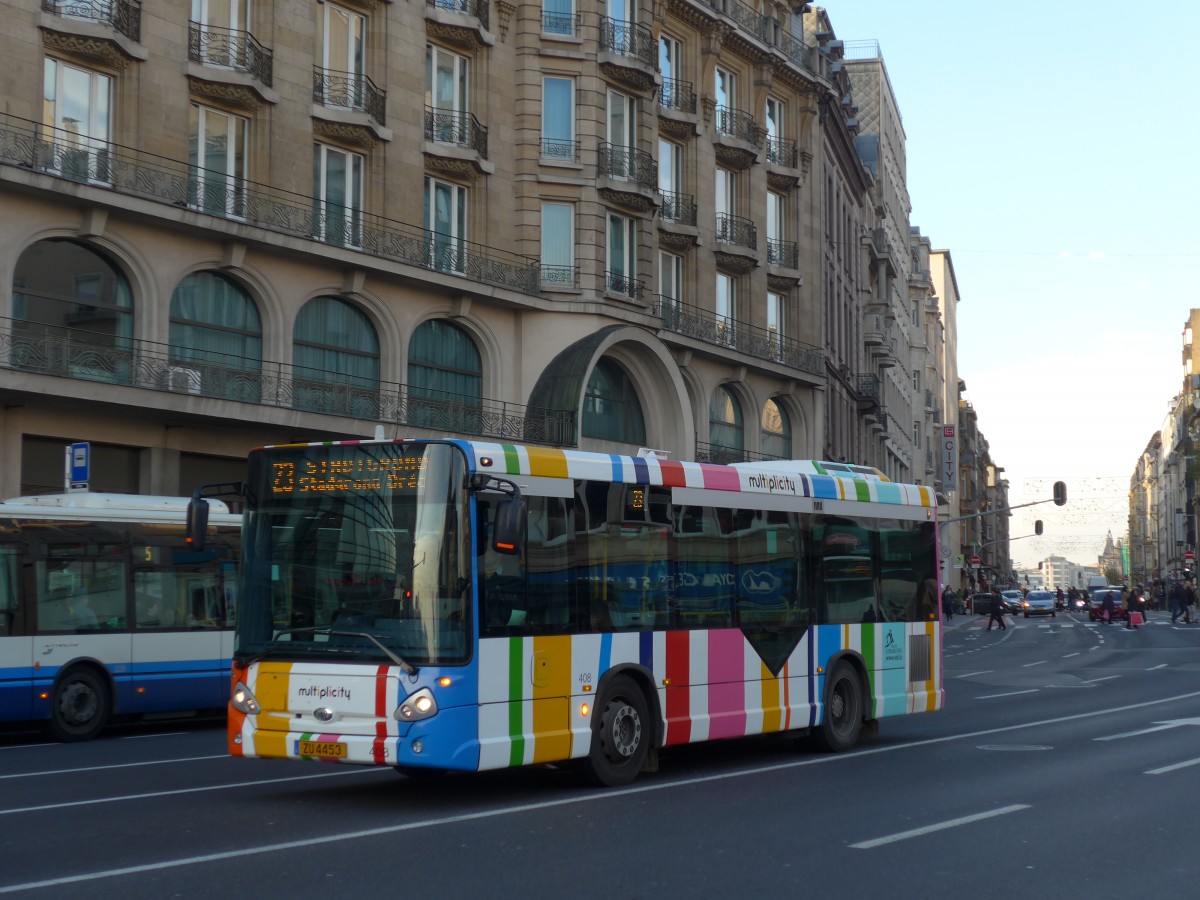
top-left (824, 1), bottom-right (1197, 568)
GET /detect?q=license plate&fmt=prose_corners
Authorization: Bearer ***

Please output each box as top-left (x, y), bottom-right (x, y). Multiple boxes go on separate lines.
top-left (298, 740), bottom-right (347, 759)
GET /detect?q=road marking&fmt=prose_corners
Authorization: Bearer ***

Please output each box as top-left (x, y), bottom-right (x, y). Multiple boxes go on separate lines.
top-left (953, 671), bottom-right (993, 678)
top-left (1146, 757), bottom-right (1200, 775)
top-left (121, 732), bottom-right (189, 740)
top-left (1096, 716), bottom-right (1200, 742)
top-left (1022, 661), bottom-right (1048, 668)
top-left (0, 755), bottom-right (227, 781)
top-left (850, 805), bottom-right (1031, 849)
top-left (975, 689), bottom-right (1039, 700)
top-left (1148, 664), bottom-right (1168, 671)
top-left (1063, 652), bottom-right (1080, 658)
top-left (7, 692), bottom-right (1200, 894)
top-left (1081, 675), bottom-right (1120, 684)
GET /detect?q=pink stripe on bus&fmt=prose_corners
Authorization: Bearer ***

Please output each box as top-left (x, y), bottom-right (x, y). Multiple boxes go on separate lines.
top-left (706, 630), bottom-right (748, 740)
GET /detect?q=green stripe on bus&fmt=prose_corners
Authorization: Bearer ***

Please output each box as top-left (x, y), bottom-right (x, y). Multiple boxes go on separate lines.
top-left (508, 637), bottom-right (524, 767)
top-left (855, 480), bottom-right (871, 503)
top-left (501, 444), bottom-right (521, 475)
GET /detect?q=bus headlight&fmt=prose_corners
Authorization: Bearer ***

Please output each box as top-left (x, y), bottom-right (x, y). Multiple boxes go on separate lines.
top-left (231, 682), bottom-right (261, 715)
top-left (395, 687), bottom-right (438, 722)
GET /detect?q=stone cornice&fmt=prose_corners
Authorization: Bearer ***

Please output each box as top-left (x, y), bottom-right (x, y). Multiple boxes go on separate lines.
top-left (41, 27), bottom-right (139, 70)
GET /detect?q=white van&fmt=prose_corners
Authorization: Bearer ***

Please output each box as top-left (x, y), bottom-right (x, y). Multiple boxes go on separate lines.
top-left (1086, 575), bottom-right (1110, 596)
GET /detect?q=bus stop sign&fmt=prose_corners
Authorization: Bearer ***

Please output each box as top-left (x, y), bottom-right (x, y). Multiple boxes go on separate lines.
top-left (66, 441), bottom-right (90, 492)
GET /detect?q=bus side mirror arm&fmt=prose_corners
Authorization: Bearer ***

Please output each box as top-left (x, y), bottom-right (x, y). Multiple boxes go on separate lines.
top-left (470, 474), bottom-right (525, 555)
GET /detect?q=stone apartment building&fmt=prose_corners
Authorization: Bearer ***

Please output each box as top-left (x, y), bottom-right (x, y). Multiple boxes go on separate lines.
top-left (0, 1), bottom-right (951, 502)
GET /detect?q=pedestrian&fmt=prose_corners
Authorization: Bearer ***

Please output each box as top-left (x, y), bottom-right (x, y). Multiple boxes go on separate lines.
top-left (1170, 579), bottom-right (1185, 624)
top-left (1101, 589), bottom-right (1115, 625)
top-left (1185, 579), bottom-right (1197, 625)
top-left (1124, 587), bottom-right (1137, 629)
top-left (942, 585), bottom-right (955, 622)
top-left (986, 591), bottom-right (1006, 631)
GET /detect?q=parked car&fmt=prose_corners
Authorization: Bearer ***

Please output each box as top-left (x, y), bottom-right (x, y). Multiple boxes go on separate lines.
top-left (1020, 590), bottom-right (1056, 618)
top-left (971, 592), bottom-right (1016, 616)
top-left (1089, 588), bottom-right (1126, 622)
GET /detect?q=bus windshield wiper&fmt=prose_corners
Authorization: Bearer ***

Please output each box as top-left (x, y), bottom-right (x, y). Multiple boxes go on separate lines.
top-left (264, 626), bottom-right (417, 675)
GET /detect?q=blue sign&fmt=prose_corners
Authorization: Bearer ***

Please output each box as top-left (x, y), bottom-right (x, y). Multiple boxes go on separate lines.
top-left (69, 442), bottom-right (90, 490)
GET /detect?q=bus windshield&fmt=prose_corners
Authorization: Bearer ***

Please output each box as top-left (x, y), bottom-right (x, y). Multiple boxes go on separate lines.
top-left (236, 441), bottom-right (471, 667)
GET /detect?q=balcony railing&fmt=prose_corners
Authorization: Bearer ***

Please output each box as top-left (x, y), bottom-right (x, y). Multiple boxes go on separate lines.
top-left (187, 20), bottom-right (273, 87)
top-left (598, 141), bottom-right (657, 189)
top-left (659, 190), bottom-right (697, 226)
top-left (694, 441), bottom-right (777, 465)
top-left (659, 77), bottom-right (697, 114)
top-left (0, 317), bottom-right (575, 446)
top-left (765, 135), bottom-right (797, 168)
top-left (542, 9), bottom-right (580, 36)
top-left (766, 237), bottom-right (798, 268)
top-left (715, 213), bottom-right (757, 250)
top-left (41, 0), bottom-right (141, 42)
top-left (428, 0), bottom-right (489, 30)
top-left (701, 0), bottom-right (768, 42)
top-left (856, 373), bottom-right (881, 401)
top-left (540, 265), bottom-right (579, 288)
top-left (714, 106), bottom-right (762, 147)
top-left (652, 297), bottom-right (822, 375)
top-left (599, 16), bottom-right (656, 67)
top-left (540, 137), bottom-right (579, 161)
top-left (313, 67), bottom-right (386, 126)
top-left (606, 271), bottom-right (644, 300)
top-left (424, 106), bottom-right (488, 158)
top-left (774, 29), bottom-right (817, 74)
top-left (0, 113), bottom-right (539, 295)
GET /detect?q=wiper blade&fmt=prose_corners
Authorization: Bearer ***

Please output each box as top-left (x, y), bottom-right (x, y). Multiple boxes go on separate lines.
top-left (266, 626), bottom-right (418, 675)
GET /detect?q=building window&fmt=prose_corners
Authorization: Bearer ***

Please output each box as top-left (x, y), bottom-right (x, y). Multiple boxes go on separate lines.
top-left (765, 97), bottom-right (782, 142)
top-left (606, 88), bottom-right (636, 177)
top-left (762, 399), bottom-right (791, 460)
top-left (313, 143), bottom-right (363, 247)
top-left (169, 271), bottom-right (262, 400)
top-left (292, 296), bottom-right (379, 417)
top-left (607, 212), bottom-right (637, 297)
top-left (658, 138), bottom-right (683, 220)
top-left (543, 0), bottom-right (576, 35)
top-left (540, 201), bottom-right (575, 287)
top-left (767, 290), bottom-right (784, 348)
top-left (542, 76), bottom-right (575, 159)
top-left (426, 43), bottom-right (468, 142)
top-left (42, 58), bottom-right (112, 183)
top-left (715, 272), bottom-right (736, 345)
top-left (318, 2), bottom-right (365, 84)
top-left (407, 319), bottom-right (482, 431)
top-left (715, 167), bottom-right (736, 242)
top-left (424, 176), bottom-right (467, 273)
top-left (709, 385), bottom-right (743, 452)
top-left (913, 421), bottom-right (921, 448)
top-left (659, 251), bottom-right (682, 302)
top-left (583, 358), bottom-right (647, 444)
top-left (189, 104), bottom-right (247, 217)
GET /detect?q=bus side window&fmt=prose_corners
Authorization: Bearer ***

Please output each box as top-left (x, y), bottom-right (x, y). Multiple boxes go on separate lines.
top-left (0, 545), bottom-right (17, 636)
top-left (134, 571), bottom-right (174, 628)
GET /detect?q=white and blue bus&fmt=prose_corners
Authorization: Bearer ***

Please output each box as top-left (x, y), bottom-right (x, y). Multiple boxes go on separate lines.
top-left (0, 493), bottom-right (240, 740)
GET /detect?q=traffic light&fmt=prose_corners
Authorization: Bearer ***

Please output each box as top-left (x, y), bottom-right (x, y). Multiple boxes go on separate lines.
top-left (1053, 481), bottom-right (1067, 506)
top-left (1035, 519), bottom-right (1043, 535)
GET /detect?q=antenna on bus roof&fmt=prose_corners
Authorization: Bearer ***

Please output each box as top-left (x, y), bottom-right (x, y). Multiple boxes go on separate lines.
top-left (637, 448), bottom-right (670, 459)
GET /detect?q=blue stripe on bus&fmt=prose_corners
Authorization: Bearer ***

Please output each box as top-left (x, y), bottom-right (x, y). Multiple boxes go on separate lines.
top-left (811, 476), bottom-right (839, 500)
top-left (639, 631), bottom-right (653, 671)
top-left (599, 632), bottom-right (612, 674)
top-left (876, 482), bottom-right (902, 504)
top-left (608, 455), bottom-right (623, 483)
top-left (631, 457), bottom-right (649, 484)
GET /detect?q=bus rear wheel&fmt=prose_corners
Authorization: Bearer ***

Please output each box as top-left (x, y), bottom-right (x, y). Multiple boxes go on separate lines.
top-left (814, 661), bottom-right (863, 752)
top-left (48, 667), bottom-right (110, 742)
top-left (583, 675), bottom-right (649, 787)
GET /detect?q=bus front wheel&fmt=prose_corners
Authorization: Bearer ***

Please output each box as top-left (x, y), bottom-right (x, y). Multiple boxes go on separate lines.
top-left (48, 667), bottom-right (110, 742)
top-left (583, 675), bottom-right (649, 787)
top-left (814, 661), bottom-right (863, 752)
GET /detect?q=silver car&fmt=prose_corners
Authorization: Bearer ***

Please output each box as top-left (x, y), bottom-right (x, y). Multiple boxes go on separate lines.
top-left (1020, 590), bottom-right (1056, 618)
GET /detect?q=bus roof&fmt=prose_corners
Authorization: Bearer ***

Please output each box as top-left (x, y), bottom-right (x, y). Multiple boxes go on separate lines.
top-left (0, 492), bottom-right (236, 522)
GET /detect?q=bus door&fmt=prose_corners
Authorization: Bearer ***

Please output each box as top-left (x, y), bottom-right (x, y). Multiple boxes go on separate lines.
top-left (130, 543), bottom-right (232, 713)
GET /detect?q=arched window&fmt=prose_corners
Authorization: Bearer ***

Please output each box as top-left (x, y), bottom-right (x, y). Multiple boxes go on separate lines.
top-left (761, 398), bottom-right (791, 460)
top-left (407, 319), bottom-right (482, 433)
top-left (582, 358), bottom-right (646, 444)
top-left (708, 385), bottom-right (743, 453)
top-left (169, 271), bottom-right (262, 400)
top-left (293, 296), bottom-right (379, 418)
top-left (12, 239), bottom-right (133, 384)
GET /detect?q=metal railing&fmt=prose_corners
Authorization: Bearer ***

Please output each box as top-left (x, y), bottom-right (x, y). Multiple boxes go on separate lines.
top-left (187, 20), bottom-right (273, 87)
top-left (599, 16), bottom-right (656, 67)
top-left (540, 265), bottom-right (579, 288)
top-left (652, 297), bottom-right (822, 375)
top-left (659, 78), bottom-right (697, 114)
top-left (765, 135), bottom-right (797, 168)
top-left (694, 441), bottom-right (777, 465)
top-left (540, 137), bottom-right (579, 161)
top-left (598, 142), bottom-right (657, 189)
top-left (424, 106), bottom-right (488, 158)
top-left (774, 29), bottom-right (817, 74)
top-left (541, 9), bottom-right (579, 35)
top-left (856, 373), bottom-right (881, 401)
top-left (428, 0), bottom-right (489, 30)
top-left (767, 237), bottom-right (798, 268)
top-left (0, 113), bottom-right (539, 295)
top-left (715, 213), bottom-right (757, 250)
top-left (312, 67), bottom-right (386, 126)
top-left (41, 0), bottom-right (141, 42)
top-left (0, 317), bottom-right (576, 445)
top-left (606, 271), bottom-right (644, 300)
top-left (714, 106), bottom-right (762, 146)
top-left (659, 190), bottom-right (697, 226)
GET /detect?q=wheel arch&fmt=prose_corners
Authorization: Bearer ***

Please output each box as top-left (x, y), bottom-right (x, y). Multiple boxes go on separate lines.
top-left (822, 649), bottom-right (871, 722)
top-left (50, 658), bottom-right (118, 710)
top-left (594, 663), bottom-right (664, 749)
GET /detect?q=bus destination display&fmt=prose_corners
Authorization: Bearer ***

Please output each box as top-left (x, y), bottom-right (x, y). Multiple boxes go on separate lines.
top-left (271, 454), bottom-right (427, 496)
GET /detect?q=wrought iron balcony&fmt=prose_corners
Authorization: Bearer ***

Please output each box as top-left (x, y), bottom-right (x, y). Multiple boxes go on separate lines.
top-left (774, 29), bottom-right (817, 74)
top-left (694, 440), bottom-right (772, 466)
top-left (540, 265), bottom-right (579, 288)
top-left (765, 135), bottom-right (797, 168)
top-left (0, 317), bottom-right (575, 446)
top-left (659, 190), bottom-right (697, 226)
top-left (606, 270), bottom-right (645, 301)
top-left (540, 137), bottom-right (579, 161)
top-left (0, 113), bottom-right (538, 295)
top-left (542, 9), bottom-right (580, 36)
top-left (652, 296), bottom-right (822, 375)
top-left (767, 237), bottom-right (798, 268)
top-left (428, 0), bottom-right (489, 30)
top-left (714, 106), bottom-right (762, 147)
top-left (424, 106), bottom-right (488, 158)
top-left (187, 20), bottom-right (273, 87)
top-left (599, 16), bottom-right (656, 67)
top-left (716, 213), bottom-right (757, 250)
top-left (598, 142), bottom-right (657, 189)
top-left (41, 0), bottom-right (141, 42)
top-left (659, 78), bottom-right (697, 114)
top-left (313, 67), bottom-right (386, 126)
top-left (700, 0), bottom-right (768, 43)
top-left (855, 373), bottom-right (881, 404)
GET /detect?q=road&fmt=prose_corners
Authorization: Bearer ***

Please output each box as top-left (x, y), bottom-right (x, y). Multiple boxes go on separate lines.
top-left (3, 609), bottom-right (1200, 899)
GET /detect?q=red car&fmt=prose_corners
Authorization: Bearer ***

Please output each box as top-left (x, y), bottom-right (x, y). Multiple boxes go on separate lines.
top-left (1089, 588), bottom-right (1126, 622)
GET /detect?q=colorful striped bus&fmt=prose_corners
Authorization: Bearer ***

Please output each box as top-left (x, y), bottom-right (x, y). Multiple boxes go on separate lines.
top-left (214, 439), bottom-right (942, 785)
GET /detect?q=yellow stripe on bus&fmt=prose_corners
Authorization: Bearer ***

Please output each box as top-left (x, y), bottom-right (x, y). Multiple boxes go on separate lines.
top-left (524, 446), bottom-right (569, 479)
top-left (531, 635), bottom-right (573, 763)
top-left (760, 660), bottom-right (782, 734)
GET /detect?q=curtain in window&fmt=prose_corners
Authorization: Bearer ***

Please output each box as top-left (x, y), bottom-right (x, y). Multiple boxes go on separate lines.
top-left (407, 319), bottom-right (481, 432)
top-left (293, 297), bottom-right (380, 416)
top-left (541, 203), bottom-right (573, 282)
top-left (709, 385), bottom-right (743, 451)
top-left (169, 272), bottom-right (262, 399)
top-left (583, 358), bottom-right (646, 444)
top-left (761, 399), bottom-right (790, 460)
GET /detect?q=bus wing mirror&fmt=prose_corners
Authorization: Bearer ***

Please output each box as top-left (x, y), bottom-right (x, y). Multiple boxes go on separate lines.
top-left (492, 498), bottom-right (526, 555)
top-left (186, 498), bottom-right (210, 551)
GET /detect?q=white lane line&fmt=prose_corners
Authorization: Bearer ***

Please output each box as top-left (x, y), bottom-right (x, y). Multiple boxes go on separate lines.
top-left (1148, 664), bottom-right (1168, 671)
top-left (121, 732), bottom-right (190, 740)
top-left (1022, 661), bottom-right (1048, 668)
top-left (1062, 652), bottom-right (1081, 658)
top-left (953, 671), bottom-right (993, 679)
top-left (0, 755), bottom-right (227, 781)
top-left (851, 805), bottom-right (1031, 850)
top-left (1146, 758), bottom-right (1200, 776)
top-left (1081, 675), bottom-right (1121, 684)
top-left (975, 689), bottom-right (1039, 700)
